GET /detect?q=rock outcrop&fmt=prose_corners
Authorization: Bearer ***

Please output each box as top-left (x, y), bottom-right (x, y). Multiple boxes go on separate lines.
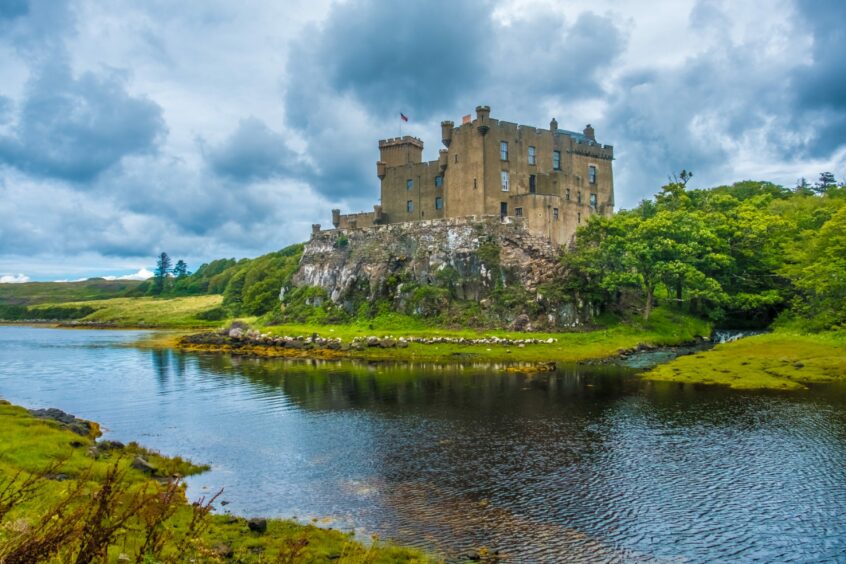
top-left (290, 216), bottom-right (592, 328)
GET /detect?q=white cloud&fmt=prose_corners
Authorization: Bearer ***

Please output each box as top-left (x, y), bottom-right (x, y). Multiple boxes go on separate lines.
top-left (0, 273), bottom-right (30, 283)
top-left (102, 268), bottom-right (153, 281)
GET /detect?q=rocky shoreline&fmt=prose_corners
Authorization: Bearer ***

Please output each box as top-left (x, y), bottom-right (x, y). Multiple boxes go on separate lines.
top-left (181, 325), bottom-right (559, 353)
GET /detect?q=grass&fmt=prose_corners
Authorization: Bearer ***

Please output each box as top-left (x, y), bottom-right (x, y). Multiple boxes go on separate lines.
top-left (185, 307), bottom-right (712, 364)
top-left (0, 399), bottom-right (431, 562)
top-left (643, 330), bottom-right (846, 390)
top-left (0, 279), bottom-right (143, 306)
top-left (29, 295), bottom-right (226, 328)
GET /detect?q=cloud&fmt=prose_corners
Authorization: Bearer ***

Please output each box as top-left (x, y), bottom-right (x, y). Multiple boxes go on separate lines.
top-left (204, 117), bottom-right (300, 181)
top-left (282, 0), bottom-right (626, 202)
top-left (0, 273), bottom-right (30, 283)
top-left (0, 57), bottom-right (166, 182)
top-left (0, 0), bottom-right (28, 21)
top-left (103, 267), bottom-right (153, 281)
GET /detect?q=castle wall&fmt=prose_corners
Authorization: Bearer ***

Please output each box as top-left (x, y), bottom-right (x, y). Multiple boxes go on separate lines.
top-left (380, 160), bottom-right (445, 223)
top-left (328, 106), bottom-right (615, 248)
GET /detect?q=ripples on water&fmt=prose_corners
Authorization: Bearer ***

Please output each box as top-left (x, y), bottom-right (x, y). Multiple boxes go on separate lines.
top-left (1, 326), bottom-right (845, 562)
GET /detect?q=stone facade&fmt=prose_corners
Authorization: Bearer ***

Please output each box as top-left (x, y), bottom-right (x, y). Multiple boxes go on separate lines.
top-left (327, 106), bottom-right (614, 246)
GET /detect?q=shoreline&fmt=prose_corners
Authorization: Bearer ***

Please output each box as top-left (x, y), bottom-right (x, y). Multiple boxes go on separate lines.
top-left (0, 398), bottom-right (432, 562)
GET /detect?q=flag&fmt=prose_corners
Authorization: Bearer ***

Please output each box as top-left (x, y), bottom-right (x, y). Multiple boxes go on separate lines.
top-left (462, 114), bottom-right (471, 124)
top-left (400, 113), bottom-right (409, 122)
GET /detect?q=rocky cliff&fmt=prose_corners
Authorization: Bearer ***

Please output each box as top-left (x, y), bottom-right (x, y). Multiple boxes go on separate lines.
top-left (290, 216), bottom-right (591, 328)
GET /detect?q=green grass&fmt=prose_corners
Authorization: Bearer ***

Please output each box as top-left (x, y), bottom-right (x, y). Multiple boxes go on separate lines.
top-left (643, 330), bottom-right (846, 390)
top-left (29, 295), bottom-right (227, 328)
top-left (240, 307), bottom-right (711, 364)
top-left (0, 399), bottom-right (431, 562)
top-left (0, 279), bottom-right (143, 306)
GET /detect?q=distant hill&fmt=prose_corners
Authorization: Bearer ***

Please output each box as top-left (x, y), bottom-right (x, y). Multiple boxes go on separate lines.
top-left (0, 279), bottom-right (144, 306)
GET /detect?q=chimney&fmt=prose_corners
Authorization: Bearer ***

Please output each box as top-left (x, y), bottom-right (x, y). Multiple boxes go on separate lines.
top-left (583, 124), bottom-right (595, 141)
top-left (550, 117), bottom-right (558, 131)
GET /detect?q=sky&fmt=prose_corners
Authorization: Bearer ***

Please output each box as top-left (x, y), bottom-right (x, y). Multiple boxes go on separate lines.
top-left (1, 0), bottom-right (844, 281)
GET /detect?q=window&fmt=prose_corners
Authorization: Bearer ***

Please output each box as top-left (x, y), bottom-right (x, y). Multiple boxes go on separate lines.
top-left (435, 196), bottom-right (443, 210)
top-left (434, 175), bottom-right (443, 188)
top-left (500, 141), bottom-right (508, 161)
top-left (553, 151), bottom-right (561, 170)
top-left (553, 207), bottom-right (559, 220)
top-left (565, 188), bottom-right (571, 201)
top-left (455, 154), bottom-right (459, 163)
top-left (529, 174), bottom-right (536, 193)
top-left (406, 179), bottom-right (413, 190)
top-left (577, 191), bottom-right (582, 204)
top-left (515, 207), bottom-right (523, 217)
top-left (406, 200), bottom-right (414, 213)
top-left (590, 193), bottom-right (597, 208)
top-left (588, 165), bottom-right (597, 184)
top-left (528, 146), bottom-right (536, 165)
top-left (473, 178), bottom-right (477, 189)
top-left (500, 202), bottom-right (508, 217)
top-left (501, 170), bottom-right (509, 191)
top-left (578, 212), bottom-right (582, 223)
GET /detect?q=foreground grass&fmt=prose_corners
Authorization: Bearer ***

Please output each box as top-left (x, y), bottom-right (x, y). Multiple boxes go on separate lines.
top-left (30, 295), bottom-right (226, 328)
top-left (0, 400), bottom-right (430, 562)
top-left (643, 331), bottom-right (846, 390)
top-left (191, 307), bottom-right (711, 364)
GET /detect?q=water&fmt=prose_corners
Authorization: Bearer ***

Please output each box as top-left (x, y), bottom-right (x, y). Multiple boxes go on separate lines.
top-left (1, 326), bottom-right (845, 561)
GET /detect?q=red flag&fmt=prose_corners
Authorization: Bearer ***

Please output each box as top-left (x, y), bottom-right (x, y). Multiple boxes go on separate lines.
top-left (400, 113), bottom-right (409, 122)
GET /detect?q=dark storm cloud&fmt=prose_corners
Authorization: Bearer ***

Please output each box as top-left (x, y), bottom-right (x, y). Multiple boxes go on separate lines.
top-left (283, 0), bottom-right (625, 201)
top-left (791, 0), bottom-right (846, 156)
top-left (0, 0), bottom-right (28, 20)
top-left (494, 12), bottom-right (625, 100)
top-left (204, 117), bottom-right (301, 181)
top-left (0, 58), bottom-right (166, 182)
top-left (291, 0), bottom-right (490, 124)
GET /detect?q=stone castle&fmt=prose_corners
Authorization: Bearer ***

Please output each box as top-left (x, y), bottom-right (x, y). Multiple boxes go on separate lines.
top-left (322, 105), bottom-right (614, 246)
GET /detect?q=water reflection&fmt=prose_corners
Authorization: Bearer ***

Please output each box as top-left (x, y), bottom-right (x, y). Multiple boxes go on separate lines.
top-left (1, 326), bottom-right (845, 562)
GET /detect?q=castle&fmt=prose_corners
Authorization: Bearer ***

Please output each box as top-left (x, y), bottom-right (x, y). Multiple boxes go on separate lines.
top-left (323, 105), bottom-right (614, 246)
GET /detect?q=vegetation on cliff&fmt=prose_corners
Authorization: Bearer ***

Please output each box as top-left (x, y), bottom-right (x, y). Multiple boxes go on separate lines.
top-left (0, 400), bottom-right (429, 562)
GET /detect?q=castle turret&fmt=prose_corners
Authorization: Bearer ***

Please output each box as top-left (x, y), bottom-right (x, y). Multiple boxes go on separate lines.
top-left (476, 105), bottom-right (490, 135)
top-left (438, 149), bottom-right (448, 171)
top-left (331, 209), bottom-right (340, 228)
top-left (376, 161), bottom-right (386, 180)
top-left (583, 124), bottom-right (595, 141)
top-left (378, 136), bottom-right (423, 167)
top-left (441, 120), bottom-right (454, 147)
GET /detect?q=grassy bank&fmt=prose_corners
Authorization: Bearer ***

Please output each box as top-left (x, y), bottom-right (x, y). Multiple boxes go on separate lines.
top-left (179, 307), bottom-right (711, 365)
top-left (25, 295), bottom-right (227, 328)
top-left (0, 399), bottom-right (430, 562)
top-left (643, 330), bottom-right (846, 390)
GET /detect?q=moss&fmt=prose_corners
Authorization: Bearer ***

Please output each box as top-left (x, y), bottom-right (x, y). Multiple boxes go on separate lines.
top-left (643, 330), bottom-right (846, 390)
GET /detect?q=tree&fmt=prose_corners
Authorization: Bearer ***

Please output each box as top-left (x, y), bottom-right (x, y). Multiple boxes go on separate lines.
top-left (154, 252), bottom-right (172, 294)
top-left (172, 260), bottom-right (189, 278)
top-left (814, 172), bottom-right (837, 194)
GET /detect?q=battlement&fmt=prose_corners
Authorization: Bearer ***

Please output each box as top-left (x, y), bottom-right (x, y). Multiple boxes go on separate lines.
top-left (331, 105), bottom-right (615, 248)
top-left (378, 136), bottom-right (424, 149)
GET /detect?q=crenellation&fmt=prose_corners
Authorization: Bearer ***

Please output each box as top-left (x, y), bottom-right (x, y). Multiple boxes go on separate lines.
top-left (327, 106), bottom-right (615, 246)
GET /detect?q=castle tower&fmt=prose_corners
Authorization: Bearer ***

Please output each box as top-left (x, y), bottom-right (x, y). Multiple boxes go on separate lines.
top-left (377, 136), bottom-right (424, 168)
